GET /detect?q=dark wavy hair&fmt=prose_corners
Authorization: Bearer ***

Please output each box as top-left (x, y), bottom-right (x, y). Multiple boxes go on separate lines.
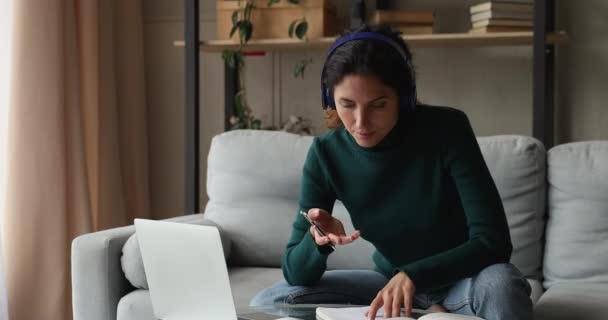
top-left (322, 24), bottom-right (417, 128)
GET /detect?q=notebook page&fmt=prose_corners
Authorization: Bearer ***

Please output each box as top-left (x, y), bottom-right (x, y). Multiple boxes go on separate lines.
top-left (316, 306), bottom-right (417, 320)
top-left (316, 306), bottom-right (484, 320)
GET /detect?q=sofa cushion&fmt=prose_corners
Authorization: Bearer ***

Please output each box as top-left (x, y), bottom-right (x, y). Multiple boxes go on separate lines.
top-left (117, 289), bottom-right (155, 320)
top-left (116, 267), bottom-right (284, 320)
top-left (477, 136), bottom-right (546, 279)
top-left (527, 278), bottom-right (544, 304)
top-left (534, 283), bottom-right (608, 320)
top-left (543, 141), bottom-right (608, 288)
top-left (121, 214), bottom-right (231, 289)
top-left (121, 235), bottom-right (150, 289)
top-left (204, 130), bottom-right (314, 267)
top-left (228, 267), bottom-right (285, 307)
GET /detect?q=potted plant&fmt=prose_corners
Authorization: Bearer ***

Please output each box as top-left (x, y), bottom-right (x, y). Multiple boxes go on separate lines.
top-left (220, 0), bottom-right (319, 131)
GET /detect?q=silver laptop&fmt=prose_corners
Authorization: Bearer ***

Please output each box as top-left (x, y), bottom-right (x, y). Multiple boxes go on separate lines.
top-left (134, 219), bottom-right (282, 320)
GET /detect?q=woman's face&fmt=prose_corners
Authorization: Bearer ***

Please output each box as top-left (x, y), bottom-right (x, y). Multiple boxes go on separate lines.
top-left (333, 74), bottom-right (399, 148)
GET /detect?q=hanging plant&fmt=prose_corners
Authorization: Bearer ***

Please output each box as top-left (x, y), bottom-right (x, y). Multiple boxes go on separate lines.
top-left (221, 0), bottom-right (266, 130)
top-left (221, 0), bottom-right (311, 130)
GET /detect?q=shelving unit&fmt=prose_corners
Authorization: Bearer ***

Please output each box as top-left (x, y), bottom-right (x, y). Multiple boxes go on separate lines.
top-left (174, 31), bottom-right (568, 51)
top-left (181, 0), bottom-right (566, 214)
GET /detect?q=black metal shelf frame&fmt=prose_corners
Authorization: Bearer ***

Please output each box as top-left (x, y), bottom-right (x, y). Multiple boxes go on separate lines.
top-left (183, 0), bottom-right (556, 214)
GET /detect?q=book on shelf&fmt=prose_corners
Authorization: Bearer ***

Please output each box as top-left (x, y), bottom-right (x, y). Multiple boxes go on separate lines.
top-left (370, 10), bottom-right (435, 25)
top-left (394, 25), bottom-right (434, 35)
top-left (316, 306), bottom-right (484, 320)
top-left (470, 1), bottom-right (533, 15)
top-left (469, 26), bottom-right (532, 33)
top-left (470, 9), bottom-right (533, 22)
top-left (472, 18), bottom-right (533, 28)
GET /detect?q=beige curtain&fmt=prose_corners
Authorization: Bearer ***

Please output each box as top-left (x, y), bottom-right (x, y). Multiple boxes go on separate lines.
top-left (1, 0), bottom-right (150, 319)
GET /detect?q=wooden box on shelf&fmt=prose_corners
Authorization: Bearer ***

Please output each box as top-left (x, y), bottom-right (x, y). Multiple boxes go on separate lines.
top-left (216, 0), bottom-right (338, 40)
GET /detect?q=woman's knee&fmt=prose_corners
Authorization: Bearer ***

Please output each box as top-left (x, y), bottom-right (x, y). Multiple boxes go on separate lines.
top-left (467, 263), bottom-right (534, 319)
top-left (249, 270), bottom-right (389, 307)
top-left (473, 263), bottom-right (531, 299)
top-left (249, 280), bottom-right (298, 307)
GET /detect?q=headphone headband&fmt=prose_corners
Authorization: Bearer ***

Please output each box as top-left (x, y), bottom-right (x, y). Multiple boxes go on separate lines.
top-left (325, 32), bottom-right (409, 65)
top-left (321, 31), bottom-right (416, 111)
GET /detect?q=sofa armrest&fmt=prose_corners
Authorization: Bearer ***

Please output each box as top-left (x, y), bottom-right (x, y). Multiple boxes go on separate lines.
top-left (71, 224), bottom-right (135, 320)
top-left (71, 214), bottom-right (204, 320)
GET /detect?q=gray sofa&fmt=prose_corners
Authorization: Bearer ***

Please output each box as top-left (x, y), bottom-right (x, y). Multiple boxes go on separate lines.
top-left (71, 130), bottom-right (608, 320)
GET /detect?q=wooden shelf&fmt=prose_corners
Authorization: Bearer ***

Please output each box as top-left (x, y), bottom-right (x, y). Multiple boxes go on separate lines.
top-left (174, 31), bottom-right (568, 52)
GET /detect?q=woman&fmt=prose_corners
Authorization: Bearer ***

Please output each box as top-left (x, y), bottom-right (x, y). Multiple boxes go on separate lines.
top-left (250, 25), bottom-right (533, 320)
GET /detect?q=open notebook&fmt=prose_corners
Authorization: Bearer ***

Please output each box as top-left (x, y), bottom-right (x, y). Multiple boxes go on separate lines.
top-left (316, 306), bottom-right (484, 320)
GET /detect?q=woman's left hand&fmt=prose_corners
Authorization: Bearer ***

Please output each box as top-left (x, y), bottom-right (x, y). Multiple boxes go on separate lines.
top-left (365, 271), bottom-right (415, 320)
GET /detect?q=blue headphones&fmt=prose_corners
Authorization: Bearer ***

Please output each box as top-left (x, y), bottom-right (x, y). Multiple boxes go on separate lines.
top-left (320, 31), bottom-right (417, 112)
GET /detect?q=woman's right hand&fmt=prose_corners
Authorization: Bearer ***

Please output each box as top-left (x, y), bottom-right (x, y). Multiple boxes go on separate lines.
top-left (307, 208), bottom-right (361, 246)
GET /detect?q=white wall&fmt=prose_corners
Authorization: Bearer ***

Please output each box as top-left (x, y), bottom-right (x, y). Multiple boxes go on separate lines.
top-left (143, 0), bottom-right (608, 218)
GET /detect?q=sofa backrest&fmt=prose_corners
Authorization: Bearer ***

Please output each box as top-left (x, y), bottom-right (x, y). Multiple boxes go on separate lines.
top-left (204, 130), bottom-right (315, 267)
top-left (477, 135), bottom-right (546, 280)
top-left (543, 141), bottom-right (608, 288)
top-left (204, 130), bottom-right (546, 279)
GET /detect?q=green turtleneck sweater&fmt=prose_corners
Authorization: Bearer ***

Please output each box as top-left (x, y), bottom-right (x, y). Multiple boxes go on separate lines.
top-left (281, 105), bottom-right (512, 293)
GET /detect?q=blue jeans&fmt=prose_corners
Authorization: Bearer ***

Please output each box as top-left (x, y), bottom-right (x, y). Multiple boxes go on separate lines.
top-left (249, 263), bottom-right (533, 320)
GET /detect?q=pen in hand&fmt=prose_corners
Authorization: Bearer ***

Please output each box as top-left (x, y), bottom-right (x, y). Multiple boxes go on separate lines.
top-left (300, 210), bottom-right (339, 251)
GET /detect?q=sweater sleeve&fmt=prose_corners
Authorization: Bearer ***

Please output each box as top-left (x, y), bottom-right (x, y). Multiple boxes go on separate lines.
top-left (281, 138), bottom-right (337, 286)
top-left (395, 109), bottom-right (513, 292)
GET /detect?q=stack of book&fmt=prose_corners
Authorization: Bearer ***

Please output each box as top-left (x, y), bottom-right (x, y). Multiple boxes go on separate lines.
top-left (469, 1), bottom-right (534, 33)
top-left (370, 10), bottom-right (435, 35)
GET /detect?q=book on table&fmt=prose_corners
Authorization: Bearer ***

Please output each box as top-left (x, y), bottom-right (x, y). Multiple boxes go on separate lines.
top-left (316, 306), bottom-right (484, 320)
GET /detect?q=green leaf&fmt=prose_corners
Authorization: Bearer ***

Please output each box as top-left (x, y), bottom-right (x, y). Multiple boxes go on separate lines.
top-left (238, 21), bottom-right (252, 44)
top-left (222, 50), bottom-right (237, 68)
top-left (240, 21), bottom-right (253, 43)
top-left (246, 22), bottom-right (253, 42)
top-left (288, 20), bottom-right (298, 38)
top-left (292, 58), bottom-right (312, 79)
top-left (287, 0), bottom-right (301, 4)
top-left (230, 25), bottom-right (238, 38)
top-left (231, 10), bottom-right (239, 26)
top-left (234, 91), bottom-right (246, 118)
top-left (221, 49), bottom-right (231, 60)
top-left (251, 119), bottom-right (262, 129)
top-left (224, 50), bottom-right (243, 69)
top-left (234, 51), bottom-right (244, 68)
top-left (267, 0), bottom-right (280, 7)
top-left (293, 62), bottom-right (304, 78)
top-left (244, 1), bottom-right (254, 20)
top-left (221, 50), bottom-right (231, 63)
top-left (239, 26), bottom-right (247, 44)
top-left (295, 20), bottom-right (308, 40)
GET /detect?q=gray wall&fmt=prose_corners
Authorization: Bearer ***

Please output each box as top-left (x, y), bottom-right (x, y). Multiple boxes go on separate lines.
top-left (556, 1), bottom-right (608, 143)
top-left (143, 0), bottom-right (608, 218)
